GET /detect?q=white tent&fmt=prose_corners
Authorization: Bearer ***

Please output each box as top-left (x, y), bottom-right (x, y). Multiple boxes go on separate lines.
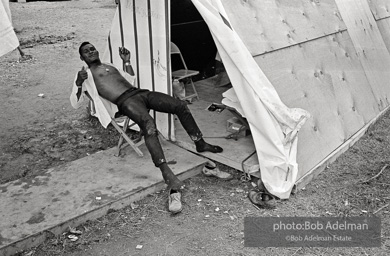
top-left (0, 0), bottom-right (19, 57)
top-left (104, 0), bottom-right (390, 199)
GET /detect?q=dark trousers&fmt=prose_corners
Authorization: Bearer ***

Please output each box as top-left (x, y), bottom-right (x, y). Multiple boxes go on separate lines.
top-left (117, 90), bottom-right (202, 167)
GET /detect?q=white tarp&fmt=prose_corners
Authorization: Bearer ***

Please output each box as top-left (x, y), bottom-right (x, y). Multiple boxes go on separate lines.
top-left (0, 0), bottom-right (19, 57)
top-left (191, 0), bottom-right (310, 199)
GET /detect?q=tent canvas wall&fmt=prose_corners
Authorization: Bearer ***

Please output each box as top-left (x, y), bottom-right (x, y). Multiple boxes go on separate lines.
top-left (104, 0), bottom-right (390, 198)
top-left (0, 0), bottom-right (19, 57)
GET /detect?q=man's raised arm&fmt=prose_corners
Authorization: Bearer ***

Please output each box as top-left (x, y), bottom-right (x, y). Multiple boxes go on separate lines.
top-left (117, 47), bottom-right (136, 86)
top-left (119, 47), bottom-right (134, 76)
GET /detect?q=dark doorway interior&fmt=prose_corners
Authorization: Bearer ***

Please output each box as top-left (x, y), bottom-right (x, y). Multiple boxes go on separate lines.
top-left (171, 0), bottom-right (217, 80)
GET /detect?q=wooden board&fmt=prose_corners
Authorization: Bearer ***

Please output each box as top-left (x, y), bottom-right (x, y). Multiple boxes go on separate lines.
top-left (103, 0), bottom-right (173, 139)
top-left (221, 0), bottom-right (346, 56)
top-left (0, 140), bottom-right (207, 255)
top-left (336, 0), bottom-right (390, 111)
top-left (174, 97), bottom-right (257, 173)
top-left (295, 104), bottom-right (390, 191)
top-left (376, 18), bottom-right (390, 53)
top-left (367, 0), bottom-right (390, 20)
top-left (255, 32), bottom-right (380, 178)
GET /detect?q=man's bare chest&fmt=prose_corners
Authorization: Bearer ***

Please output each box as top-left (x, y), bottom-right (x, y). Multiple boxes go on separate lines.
top-left (91, 64), bottom-right (119, 77)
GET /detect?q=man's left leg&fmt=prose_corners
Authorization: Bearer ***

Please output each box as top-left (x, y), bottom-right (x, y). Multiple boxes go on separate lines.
top-left (145, 91), bottom-right (223, 153)
top-left (118, 96), bottom-right (185, 192)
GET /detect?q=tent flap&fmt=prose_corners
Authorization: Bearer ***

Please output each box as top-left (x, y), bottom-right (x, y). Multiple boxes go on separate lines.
top-left (191, 0), bottom-right (310, 199)
top-left (0, 0), bottom-right (19, 57)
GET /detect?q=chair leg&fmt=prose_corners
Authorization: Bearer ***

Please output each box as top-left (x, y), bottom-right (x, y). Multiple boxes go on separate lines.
top-left (116, 117), bottom-right (130, 156)
top-left (180, 78), bottom-right (199, 101)
top-left (111, 119), bottom-right (144, 157)
top-left (190, 78), bottom-right (200, 100)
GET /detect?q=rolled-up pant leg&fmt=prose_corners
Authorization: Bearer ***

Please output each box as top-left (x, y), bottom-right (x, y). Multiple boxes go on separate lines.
top-left (145, 91), bottom-right (203, 141)
top-left (119, 95), bottom-right (166, 167)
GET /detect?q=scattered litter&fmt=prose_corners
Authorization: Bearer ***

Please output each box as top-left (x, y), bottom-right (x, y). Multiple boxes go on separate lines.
top-left (361, 210), bottom-right (368, 213)
top-left (69, 226), bottom-right (82, 235)
top-left (38, 93), bottom-right (45, 98)
top-left (215, 207), bottom-right (220, 212)
top-left (361, 164), bottom-right (388, 184)
top-left (373, 203), bottom-right (389, 214)
top-left (344, 200), bottom-right (349, 206)
top-left (95, 196), bottom-right (101, 200)
top-left (205, 215), bottom-right (210, 218)
top-left (136, 245), bottom-right (143, 249)
top-left (230, 193), bottom-right (235, 197)
top-left (198, 199), bottom-right (202, 202)
top-left (236, 188), bottom-right (244, 193)
top-left (130, 202), bottom-right (139, 209)
top-left (223, 211), bottom-right (229, 214)
top-left (251, 182), bottom-right (257, 187)
top-left (67, 234), bottom-right (78, 242)
top-left (140, 216), bottom-right (146, 221)
top-left (229, 216), bottom-right (235, 220)
top-left (87, 136), bottom-right (93, 140)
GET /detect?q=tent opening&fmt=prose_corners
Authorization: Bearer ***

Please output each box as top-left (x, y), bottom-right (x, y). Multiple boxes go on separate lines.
top-left (171, 0), bottom-right (217, 81)
top-left (170, 0), bottom-right (257, 178)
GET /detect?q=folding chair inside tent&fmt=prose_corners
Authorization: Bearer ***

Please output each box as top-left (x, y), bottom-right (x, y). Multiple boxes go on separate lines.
top-left (170, 42), bottom-right (200, 101)
top-left (87, 96), bottom-right (145, 157)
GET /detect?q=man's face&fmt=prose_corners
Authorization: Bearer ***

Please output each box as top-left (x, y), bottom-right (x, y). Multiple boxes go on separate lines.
top-left (80, 44), bottom-right (99, 63)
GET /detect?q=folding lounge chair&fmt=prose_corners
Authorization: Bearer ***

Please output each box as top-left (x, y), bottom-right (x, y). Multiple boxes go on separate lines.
top-left (110, 116), bottom-right (144, 157)
top-left (86, 93), bottom-right (145, 157)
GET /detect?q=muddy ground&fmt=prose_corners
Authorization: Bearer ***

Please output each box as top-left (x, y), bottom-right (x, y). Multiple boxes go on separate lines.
top-left (1, 0), bottom-right (389, 255)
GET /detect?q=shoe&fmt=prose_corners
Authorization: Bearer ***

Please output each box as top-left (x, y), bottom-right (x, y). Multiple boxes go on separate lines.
top-left (202, 165), bottom-right (233, 180)
top-left (168, 191), bottom-right (183, 213)
top-left (247, 190), bottom-right (276, 209)
top-left (256, 180), bottom-right (274, 200)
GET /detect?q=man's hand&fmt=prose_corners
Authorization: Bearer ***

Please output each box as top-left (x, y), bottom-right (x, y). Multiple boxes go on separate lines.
top-left (119, 47), bottom-right (131, 63)
top-left (76, 66), bottom-right (88, 87)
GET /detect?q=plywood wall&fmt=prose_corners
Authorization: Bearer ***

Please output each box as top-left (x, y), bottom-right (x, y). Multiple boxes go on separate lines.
top-left (221, 0), bottom-right (390, 180)
top-left (223, 0), bottom-right (346, 56)
top-left (369, 0), bottom-right (390, 56)
top-left (368, 0), bottom-right (390, 19)
top-left (256, 32), bottom-right (380, 176)
top-left (104, 0), bottom-right (174, 140)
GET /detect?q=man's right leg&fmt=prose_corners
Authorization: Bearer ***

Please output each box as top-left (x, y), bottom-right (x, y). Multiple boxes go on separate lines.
top-left (119, 97), bottom-right (184, 191)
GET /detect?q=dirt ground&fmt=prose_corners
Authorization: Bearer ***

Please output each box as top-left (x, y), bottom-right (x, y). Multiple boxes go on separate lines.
top-left (1, 1), bottom-right (389, 255)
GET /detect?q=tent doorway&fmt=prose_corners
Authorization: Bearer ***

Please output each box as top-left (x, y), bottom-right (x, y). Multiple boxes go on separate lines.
top-left (171, 0), bottom-right (217, 80)
top-left (169, 1), bottom-right (256, 177)
top-left (170, 0), bottom-right (258, 176)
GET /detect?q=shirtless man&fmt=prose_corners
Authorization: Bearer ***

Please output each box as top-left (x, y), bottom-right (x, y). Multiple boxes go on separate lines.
top-left (72, 42), bottom-right (223, 212)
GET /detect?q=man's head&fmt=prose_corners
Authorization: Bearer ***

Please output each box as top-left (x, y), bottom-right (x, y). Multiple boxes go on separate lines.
top-left (79, 42), bottom-right (100, 65)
